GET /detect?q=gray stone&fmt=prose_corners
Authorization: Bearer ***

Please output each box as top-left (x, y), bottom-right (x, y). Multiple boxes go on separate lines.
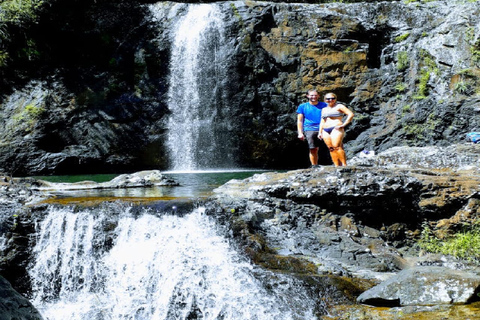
top-left (357, 266), bottom-right (480, 306)
top-left (0, 276), bottom-right (43, 320)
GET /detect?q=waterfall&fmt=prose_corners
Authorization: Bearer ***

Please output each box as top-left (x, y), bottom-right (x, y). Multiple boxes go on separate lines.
top-left (165, 4), bottom-right (235, 171)
top-left (29, 205), bottom-right (319, 320)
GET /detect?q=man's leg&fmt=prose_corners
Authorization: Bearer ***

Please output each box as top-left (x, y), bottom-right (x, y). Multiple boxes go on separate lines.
top-left (309, 147), bottom-right (319, 165)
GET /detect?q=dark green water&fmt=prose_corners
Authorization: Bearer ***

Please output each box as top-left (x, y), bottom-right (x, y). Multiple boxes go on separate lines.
top-left (34, 170), bottom-right (267, 199)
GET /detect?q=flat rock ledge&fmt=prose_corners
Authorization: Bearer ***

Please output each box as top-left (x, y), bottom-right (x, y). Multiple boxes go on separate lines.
top-left (206, 144), bottom-right (480, 313)
top-left (357, 266), bottom-right (480, 307)
top-left (31, 170), bottom-right (178, 191)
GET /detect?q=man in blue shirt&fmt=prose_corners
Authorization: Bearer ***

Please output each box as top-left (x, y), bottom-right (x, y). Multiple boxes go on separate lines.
top-left (296, 89), bottom-right (327, 166)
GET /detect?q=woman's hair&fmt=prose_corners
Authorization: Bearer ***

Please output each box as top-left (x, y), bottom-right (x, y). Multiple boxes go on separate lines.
top-left (324, 92), bottom-right (337, 99)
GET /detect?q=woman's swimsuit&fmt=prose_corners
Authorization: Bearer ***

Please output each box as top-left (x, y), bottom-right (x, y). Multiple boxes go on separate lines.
top-left (323, 127), bottom-right (336, 134)
top-left (322, 106), bottom-right (343, 134)
top-left (321, 107), bottom-right (344, 119)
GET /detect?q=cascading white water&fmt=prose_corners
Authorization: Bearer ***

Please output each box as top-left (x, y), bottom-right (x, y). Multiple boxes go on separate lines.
top-left (165, 4), bottom-right (234, 171)
top-left (29, 205), bottom-right (318, 320)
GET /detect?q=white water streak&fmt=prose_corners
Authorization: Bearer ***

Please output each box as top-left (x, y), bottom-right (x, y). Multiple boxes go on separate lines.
top-left (29, 206), bottom-right (316, 320)
top-left (165, 4), bottom-right (230, 171)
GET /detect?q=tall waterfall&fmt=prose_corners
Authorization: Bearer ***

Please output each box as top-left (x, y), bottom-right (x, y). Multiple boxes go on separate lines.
top-left (29, 205), bottom-right (319, 320)
top-left (165, 4), bottom-right (235, 171)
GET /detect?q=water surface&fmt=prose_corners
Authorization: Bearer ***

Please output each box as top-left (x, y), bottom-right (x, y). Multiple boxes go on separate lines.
top-left (34, 170), bottom-right (267, 200)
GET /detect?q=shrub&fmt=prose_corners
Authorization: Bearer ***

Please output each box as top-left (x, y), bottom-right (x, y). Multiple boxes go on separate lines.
top-left (396, 51), bottom-right (409, 71)
top-left (417, 221), bottom-right (480, 261)
top-left (394, 32), bottom-right (410, 43)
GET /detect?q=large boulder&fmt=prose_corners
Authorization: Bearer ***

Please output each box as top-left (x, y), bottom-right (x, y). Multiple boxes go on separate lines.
top-left (0, 276), bottom-right (43, 320)
top-left (357, 266), bottom-right (480, 307)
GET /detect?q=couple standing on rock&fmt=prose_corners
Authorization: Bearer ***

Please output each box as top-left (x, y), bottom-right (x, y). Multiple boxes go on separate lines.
top-left (297, 89), bottom-right (354, 167)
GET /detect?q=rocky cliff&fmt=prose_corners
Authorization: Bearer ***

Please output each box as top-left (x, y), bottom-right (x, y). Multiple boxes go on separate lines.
top-left (1, 0), bottom-right (480, 175)
top-left (205, 143), bottom-right (480, 318)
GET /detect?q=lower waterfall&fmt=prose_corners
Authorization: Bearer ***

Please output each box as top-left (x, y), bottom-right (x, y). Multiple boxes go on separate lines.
top-left (29, 204), bottom-right (319, 320)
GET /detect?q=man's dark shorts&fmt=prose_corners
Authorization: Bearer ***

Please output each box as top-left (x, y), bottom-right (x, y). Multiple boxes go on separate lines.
top-left (305, 131), bottom-right (321, 149)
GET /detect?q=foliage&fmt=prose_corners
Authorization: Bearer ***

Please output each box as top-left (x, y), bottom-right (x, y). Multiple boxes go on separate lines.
top-left (0, 0), bottom-right (45, 25)
top-left (396, 51), bottom-right (409, 71)
top-left (417, 70), bottom-right (431, 97)
top-left (417, 221), bottom-right (480, 261)
top-left (452, 68), bottom-right (480, 96)
top-left (403, 112), bottom-right (439, 138)
top-left (453, 80), bottom-right (473, 95)
top-left (0, 51), bottom-right (8, 67)
top-left (465, 26), bottom-right (480, 67)
top-left (12, 103), bottom-right (46, 132)
top-left (394, 32), bottom-right (410, 43)
top-left (395, 82), bottom-right (407, 92)
top-left (413, 49), bottom-right (438, 99)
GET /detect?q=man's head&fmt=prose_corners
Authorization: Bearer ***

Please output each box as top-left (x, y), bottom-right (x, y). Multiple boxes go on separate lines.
top-left (306, 89), bottom-right (319, 104)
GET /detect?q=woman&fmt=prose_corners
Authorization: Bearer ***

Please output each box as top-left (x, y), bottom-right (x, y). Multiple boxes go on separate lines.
top-left (318, 93), bottom-right (354, 166)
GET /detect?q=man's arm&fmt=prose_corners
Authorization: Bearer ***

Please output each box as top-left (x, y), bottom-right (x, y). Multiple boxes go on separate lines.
top-left (297, 114), bottom-right (305, 140)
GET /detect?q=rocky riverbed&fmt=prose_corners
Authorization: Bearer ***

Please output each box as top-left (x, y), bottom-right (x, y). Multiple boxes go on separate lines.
top-left (205, 143), bottom-right (480, 319)
top-left (1, 145), bottom-right (480, 319)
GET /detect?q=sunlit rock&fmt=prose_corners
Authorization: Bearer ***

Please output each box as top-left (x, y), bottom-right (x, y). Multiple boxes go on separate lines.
top-left (357, 266), bottom-right (480, 306)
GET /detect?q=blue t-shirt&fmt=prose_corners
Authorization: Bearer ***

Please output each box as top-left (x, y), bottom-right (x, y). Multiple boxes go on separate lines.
top-left (296, 102), bottom-right (327, 131)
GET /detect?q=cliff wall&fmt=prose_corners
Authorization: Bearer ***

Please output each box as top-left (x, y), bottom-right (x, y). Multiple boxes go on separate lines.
top-left (1, 0), bottom-right (479, 174)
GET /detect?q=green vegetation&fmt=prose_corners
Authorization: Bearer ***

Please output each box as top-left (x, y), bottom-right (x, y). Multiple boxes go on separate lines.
top-left (465, 26), bottom-right (480, 67)
top-left (395, 82), bottom-right (407, 92)
top-left (12, 103), bottom-right (46, 131)
top-left (413, 49), bottom-right (438, 99)
top-left (453, 80), bottom-right (472, 95)
top-left (416, 70), bottom-right (431, 98)
top-left (0, 0), bottom-right (44, 25)
top-left (403, 113), bottom-right (439, 138)
top-left (394, 32), bottom-right (410, 43)
top-left (0, 51), bottom-right (8, 68)
top-left (396, 51), bottom-right (409, 71)
top-left (418, 221), bottom-right (480, 261)
top-left (452, 68), bottom-right (480, 96)
top-left (0, 0), bottom-right (47, 68)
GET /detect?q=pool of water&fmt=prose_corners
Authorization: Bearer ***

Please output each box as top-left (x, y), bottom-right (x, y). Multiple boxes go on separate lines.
top-left (33, 170), bottom-right (268, 200)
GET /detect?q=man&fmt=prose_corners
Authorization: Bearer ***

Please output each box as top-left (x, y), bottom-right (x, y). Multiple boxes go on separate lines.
top-left (296, 89), bottom-right (327, 166)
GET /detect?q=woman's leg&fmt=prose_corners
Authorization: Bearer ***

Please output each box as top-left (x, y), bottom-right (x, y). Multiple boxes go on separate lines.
top-left (329, 129), bottom-right (347, 166)
top-left (321, 132), bottom-right (340, 166)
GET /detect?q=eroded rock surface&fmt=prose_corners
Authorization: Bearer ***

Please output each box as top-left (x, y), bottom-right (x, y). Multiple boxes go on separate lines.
top-left (206, 144), bottom-right (480, 315)
top-left (357, 266), bottom-right (480, 306)
top-left (0, 276), bottom-right (43, 320)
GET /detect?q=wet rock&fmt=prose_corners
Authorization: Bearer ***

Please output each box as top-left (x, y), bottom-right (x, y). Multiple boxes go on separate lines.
top-left (31, 170), bottom-right (179, 191)
top-left (0, 276), bottom-right (44, 320)
top-left (208, 144), bottom-right (480, 281)
top-left (357, 266), bottom-right (480, 307)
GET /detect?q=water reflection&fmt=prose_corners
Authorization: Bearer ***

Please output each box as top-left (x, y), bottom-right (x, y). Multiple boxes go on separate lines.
top-left (36, 170), bottom-right (267, 200)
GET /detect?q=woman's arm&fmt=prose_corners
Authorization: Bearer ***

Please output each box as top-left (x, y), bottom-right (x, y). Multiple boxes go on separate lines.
top-left (318, 118), bottom-right (325, 139)
top-left (337, 105), bottom-right (354, 128)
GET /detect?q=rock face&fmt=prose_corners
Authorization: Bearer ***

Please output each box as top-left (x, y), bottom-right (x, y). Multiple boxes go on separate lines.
top-left (357, 266), bottom-right (480, 306)
top-left (207, 144), bottom-right (480, 286)
top-left (1, 1), bottom-right (480, 174)
top-left (0, 276), bottom-right (43, 320)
